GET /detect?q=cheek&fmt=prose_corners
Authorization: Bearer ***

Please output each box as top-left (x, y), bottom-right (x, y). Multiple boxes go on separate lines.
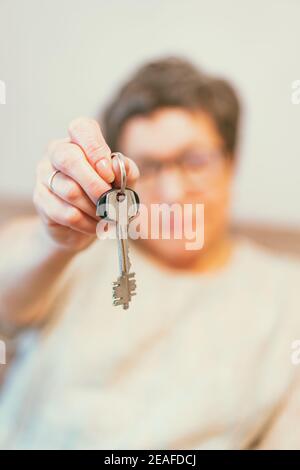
top-left (202, 173), bottom-right (232, 213)
top-left (134, 172), bottom-right (233, 217)
top-left (202, 185), bottom-right (231, 238)
top-left (134, 181), bottom-right (157, 205)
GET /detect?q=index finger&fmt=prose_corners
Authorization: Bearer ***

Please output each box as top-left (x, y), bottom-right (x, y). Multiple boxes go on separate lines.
top-left (68, 117), bottom-right (115, 183)
top-left (49, 141), bottom-right (111, 205)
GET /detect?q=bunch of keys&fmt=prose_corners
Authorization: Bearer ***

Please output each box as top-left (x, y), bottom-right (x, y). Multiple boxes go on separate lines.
top-left (96, 152), bottom-right (140, 310)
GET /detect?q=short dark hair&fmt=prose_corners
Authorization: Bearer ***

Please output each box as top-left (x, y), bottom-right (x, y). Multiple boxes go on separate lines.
top-left (102, 56), bottom-right (241, 156)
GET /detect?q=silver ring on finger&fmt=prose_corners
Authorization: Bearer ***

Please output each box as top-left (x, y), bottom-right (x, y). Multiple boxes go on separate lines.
top-left (48, 169), bottom-right (61, 193)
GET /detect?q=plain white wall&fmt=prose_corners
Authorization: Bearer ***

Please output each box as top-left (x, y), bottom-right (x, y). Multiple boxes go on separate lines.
top-left (0, 0), bottom-right (299, 227)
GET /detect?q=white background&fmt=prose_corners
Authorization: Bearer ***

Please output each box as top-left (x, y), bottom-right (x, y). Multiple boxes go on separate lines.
top-left (0, 0), bottom-right (299, 227)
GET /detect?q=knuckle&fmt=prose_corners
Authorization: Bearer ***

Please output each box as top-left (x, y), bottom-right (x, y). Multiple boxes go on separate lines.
top-left (45, 139), bottom-right (59, 155)
top-left (86, 141), bottom-right (110, 161)
top-left (36, 157), bottom-right (50, 180)
top-left (65, 207), bottom-right (82, 226)
top-left (64, 182), bottom-right (81, 202)
top-left (68, 117), bottom-right (110, 160)
top-left (89, 119), bottom-right (107, 141)
top-left (54, 144), bottom-right (80, 172)
top-left (88, 118), bottom-right (99, 130)
top-left (88, 178), bottom-right (103, 198)
top-left (55, 150), bottom-right (72, 173)
top-left (68, 116), bottom-right (89, 135)
top-left (36, 160), bottom-right (44, 178)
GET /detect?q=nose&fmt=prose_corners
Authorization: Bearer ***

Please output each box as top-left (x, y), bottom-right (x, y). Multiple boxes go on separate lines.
top-left (156, 166), bottom-right (186, 203)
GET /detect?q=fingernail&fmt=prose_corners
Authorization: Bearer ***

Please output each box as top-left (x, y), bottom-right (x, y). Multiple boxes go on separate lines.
top-left (96, 158), bottom-right (115, 183)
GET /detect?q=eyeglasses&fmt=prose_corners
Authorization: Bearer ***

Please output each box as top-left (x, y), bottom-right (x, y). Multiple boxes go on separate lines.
top-left (136, 149), bottom-right (228, 187)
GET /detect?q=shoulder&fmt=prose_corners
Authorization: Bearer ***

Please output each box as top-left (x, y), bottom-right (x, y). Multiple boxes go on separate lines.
top-left (230, 237), bottom-right (300, 340)
top-left (233, 239), bottom-right (300, 403)
top-left (233, 236), bottom-right (300, 290)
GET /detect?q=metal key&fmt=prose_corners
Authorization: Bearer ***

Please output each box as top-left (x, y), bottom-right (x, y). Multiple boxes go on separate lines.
top-left (96, 153), bottom-right (139, 310)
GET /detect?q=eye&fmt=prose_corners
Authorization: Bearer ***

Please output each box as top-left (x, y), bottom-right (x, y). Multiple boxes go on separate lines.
top-left (181, 152), bottom-right (211, 168)
top-left (139, 159), bottom-right (161, 176)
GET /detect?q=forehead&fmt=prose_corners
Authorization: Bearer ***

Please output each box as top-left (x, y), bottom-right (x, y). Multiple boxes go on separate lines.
top-left (119, 107), bottom-right (223, 159)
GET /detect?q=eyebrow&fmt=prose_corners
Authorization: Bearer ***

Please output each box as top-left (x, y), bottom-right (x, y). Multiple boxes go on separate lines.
top-left (134, 142), bottom-right (212, 161)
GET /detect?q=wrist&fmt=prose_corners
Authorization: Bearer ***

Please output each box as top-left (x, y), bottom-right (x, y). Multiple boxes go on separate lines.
top-left (35, 218), bottom-right (78, 262)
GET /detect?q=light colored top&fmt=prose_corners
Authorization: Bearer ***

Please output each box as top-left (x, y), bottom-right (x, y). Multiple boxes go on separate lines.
top-left (0, 238), bottom-right (300, 450)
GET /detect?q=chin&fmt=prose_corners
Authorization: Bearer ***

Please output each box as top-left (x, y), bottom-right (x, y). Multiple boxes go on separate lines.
top-left (140, 238), bottom-right (205, 269)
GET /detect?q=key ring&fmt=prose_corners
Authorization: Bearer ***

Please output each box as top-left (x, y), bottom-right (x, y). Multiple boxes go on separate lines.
top-left (111, 152), bottom-right (127, 195)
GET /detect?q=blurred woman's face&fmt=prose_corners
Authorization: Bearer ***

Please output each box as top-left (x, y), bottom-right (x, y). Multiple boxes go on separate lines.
top-left (119, 107), bottom-right (234, 267)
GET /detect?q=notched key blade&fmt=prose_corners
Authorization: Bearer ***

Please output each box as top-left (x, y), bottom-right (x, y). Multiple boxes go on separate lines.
top-left (112, 272), bottom-right (137, 309)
